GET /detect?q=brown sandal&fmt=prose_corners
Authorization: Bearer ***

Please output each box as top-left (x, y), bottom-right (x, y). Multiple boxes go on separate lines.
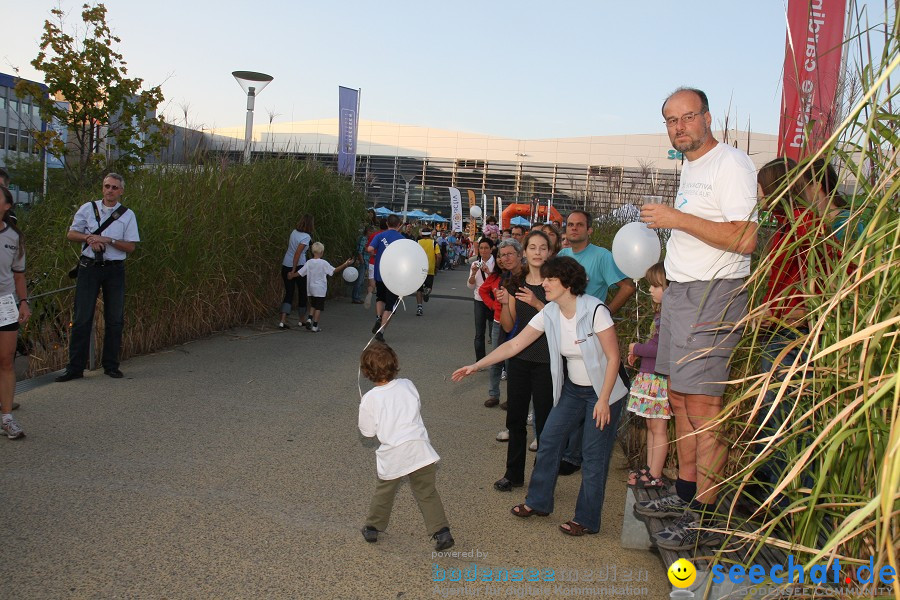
top-left (510, 504), bottom-right (549, 518)
top-left (559, 520), bottom-right (598, 536)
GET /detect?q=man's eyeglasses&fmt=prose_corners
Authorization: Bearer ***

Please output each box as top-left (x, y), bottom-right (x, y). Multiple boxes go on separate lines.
top-left (664, 111), bottom-right (705, 128)
top-left (104, 184), bottom-right (121, 190)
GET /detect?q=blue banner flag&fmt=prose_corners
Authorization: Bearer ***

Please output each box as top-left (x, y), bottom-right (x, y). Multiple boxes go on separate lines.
top-left (337, 86), bottom-right (359, 176)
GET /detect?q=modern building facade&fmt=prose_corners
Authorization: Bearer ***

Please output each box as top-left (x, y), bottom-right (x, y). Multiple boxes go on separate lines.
top-left (209, 118), bottom-right (778, 219)
top-left (0, 72), bottom-right (48, 203)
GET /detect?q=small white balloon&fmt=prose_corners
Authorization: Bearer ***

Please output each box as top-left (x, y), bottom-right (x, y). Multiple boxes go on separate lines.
top-left (342, 266), bottom-right (359, 283)
top-left (380, 239), bottom-right (429, 297)
top-left (469, 205), bottom-right (482, 219)
top-left (611, 222), bottom-right (662, 280)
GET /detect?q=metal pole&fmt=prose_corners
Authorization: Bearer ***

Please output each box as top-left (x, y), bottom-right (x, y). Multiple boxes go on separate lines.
top-left (243, 87), bottom-right (256, 164)
top-left (352, 87), bottom-right (361, 186)
top-left (403, 180), bottom-right (410, 224)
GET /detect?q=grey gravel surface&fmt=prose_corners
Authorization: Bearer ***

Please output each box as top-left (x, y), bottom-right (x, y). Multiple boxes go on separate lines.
top-left (2, 269), bottom-right (667, 599)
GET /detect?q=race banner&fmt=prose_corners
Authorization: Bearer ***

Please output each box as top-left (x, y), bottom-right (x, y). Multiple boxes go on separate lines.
top-left (337, 86), bottom-right (359, 176)
top-left (777, 0), bottom-right (847, 160)
top-left (449, 187), bottom-right (463, 233)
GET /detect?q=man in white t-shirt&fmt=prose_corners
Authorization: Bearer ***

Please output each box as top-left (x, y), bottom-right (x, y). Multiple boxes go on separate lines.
top-left (637, 88), bottom-right (758, 550)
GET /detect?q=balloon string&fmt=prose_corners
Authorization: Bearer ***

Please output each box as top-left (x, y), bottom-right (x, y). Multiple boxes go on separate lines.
top-left (357, 295), bottom-right (406, 400)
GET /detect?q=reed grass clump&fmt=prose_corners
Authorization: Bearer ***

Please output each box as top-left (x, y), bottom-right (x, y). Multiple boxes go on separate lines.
top-left (20, 158), bottom-right (366, 375)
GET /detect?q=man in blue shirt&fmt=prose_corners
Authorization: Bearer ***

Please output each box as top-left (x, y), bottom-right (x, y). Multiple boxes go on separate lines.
top-left (366, 214), bottom-right (405, 341)
top-left (557, 209), bottom-right (636, 474)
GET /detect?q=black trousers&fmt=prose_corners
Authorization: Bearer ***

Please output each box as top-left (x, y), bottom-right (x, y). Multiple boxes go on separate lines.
top-left (504, 357), bottom-right (553, 484)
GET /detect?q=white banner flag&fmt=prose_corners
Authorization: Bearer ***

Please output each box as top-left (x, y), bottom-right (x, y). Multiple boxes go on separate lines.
top-left (449, 187), bottom-right (463, 233)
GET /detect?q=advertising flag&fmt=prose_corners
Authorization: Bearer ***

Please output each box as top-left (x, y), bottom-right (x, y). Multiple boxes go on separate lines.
top-left (449, 187), bottom-right (463, 233)
top-left (338, 86), bottom-right (359, 176)
top-left (777, 0), bottom-right (847, 160)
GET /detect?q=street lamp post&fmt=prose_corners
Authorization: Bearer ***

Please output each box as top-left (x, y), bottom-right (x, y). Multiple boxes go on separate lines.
top-left (232, 71), bottom-right (274, 164)
top-left (400, 171), bottom-right (417, 225)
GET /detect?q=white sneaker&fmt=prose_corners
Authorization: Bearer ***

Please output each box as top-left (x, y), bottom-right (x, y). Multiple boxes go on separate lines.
top-left (2, 417), bottom-right (25, 439)
top-left (500, 369), bottom-right (507, 381)
top-left (496, 429), bottom-right (509, 442)
top-left (311, 325), bottom-right (320, 332)
top-left (529, 439), bottom-right (538, 451)
top-left (363, 292), bottom-right (372, 309)
top-left (527, 411), bottom-right (534, 425)
top-left (302, 317), bottom-right (312, 330)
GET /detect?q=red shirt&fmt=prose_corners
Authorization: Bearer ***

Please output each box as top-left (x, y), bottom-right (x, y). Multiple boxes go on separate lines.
top-left (763, 208), bottom-right (817, 320)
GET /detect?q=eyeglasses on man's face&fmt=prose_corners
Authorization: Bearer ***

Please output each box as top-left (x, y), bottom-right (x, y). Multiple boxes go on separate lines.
top-left (103, 184), bottom-right (121, 190)
top-left (664, 111), bottom-right (706, 128)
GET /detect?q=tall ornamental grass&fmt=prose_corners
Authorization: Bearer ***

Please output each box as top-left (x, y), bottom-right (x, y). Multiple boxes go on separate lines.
top-left (20, 159), bottom-right (366, 375)
top-left (706, 10), bottom-right (900, 598)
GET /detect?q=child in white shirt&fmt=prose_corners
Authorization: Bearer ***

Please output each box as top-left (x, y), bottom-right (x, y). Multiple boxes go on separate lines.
top-left (357, 342), bottom-right (454, 550)
top-left (292, 242), bottom-right (352, 332)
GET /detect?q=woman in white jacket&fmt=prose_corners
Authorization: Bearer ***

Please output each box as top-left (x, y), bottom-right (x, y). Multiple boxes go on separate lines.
top-left (453, 256), bottom-right (628, 536)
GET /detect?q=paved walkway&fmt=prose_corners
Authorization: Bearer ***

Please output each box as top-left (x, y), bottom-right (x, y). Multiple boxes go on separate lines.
top-left (3, 268), bottom-right (667, 599)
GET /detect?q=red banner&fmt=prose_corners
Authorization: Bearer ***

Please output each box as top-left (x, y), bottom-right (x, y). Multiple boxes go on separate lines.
top-left (777, 0), bottom-right (847, 161)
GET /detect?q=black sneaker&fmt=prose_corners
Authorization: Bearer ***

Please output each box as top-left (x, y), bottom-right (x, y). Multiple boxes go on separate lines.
top-left (559, 461), bottom-right (581, 476)
top-left (361, 526), bottom-right (378, 543)
top-left (374, 332), bottom-right (385, 343)
top-left (55, 370), bottom-right (84, 383)
top-left (432, 527), bottom-right (454, 551)
top-left (371, 318), bottom-right (382, 334)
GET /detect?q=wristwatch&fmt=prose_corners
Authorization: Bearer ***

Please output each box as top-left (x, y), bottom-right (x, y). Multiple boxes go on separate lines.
top-left (109, 239), bottom-right (117, 245)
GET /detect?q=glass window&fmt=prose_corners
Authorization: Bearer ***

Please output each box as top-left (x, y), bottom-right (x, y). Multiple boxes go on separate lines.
top-left (7, 128), bottom-right (17, 152)
top-left (0, 96), bottom-right (6, 110)
top-left (0, 127), bottom-right (5, 150)
top-left (20, 133), bottom-right (30, 153)
top-left (9, 99), bottom-right (18, 113)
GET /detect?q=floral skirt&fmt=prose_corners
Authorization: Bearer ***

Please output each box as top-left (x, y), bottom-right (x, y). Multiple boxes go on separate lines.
top-left (626, 372), bottom-right (670, 419)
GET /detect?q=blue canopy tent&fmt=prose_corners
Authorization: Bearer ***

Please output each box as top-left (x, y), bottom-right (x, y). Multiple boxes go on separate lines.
top-left (510, 216), bottom-right (532, 226)
top-left (420, 214), bottom-right (448, 223)
top-left (373, 206), bottom-right (396, 216)
top-left (401, 209), bottom-right (430, 219)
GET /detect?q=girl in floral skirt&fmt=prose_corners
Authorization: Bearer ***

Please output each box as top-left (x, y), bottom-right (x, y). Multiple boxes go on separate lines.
top-left (625, 262), bottom-right (669, 489)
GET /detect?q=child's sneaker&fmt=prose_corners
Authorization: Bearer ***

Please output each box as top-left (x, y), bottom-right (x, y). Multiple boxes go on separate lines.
top-left (361, 525), bottom-right (378, 543)
top-left (311, 325), bottom-right (321, 332)
top-left (432, 527), bottom-right (454, 551)
top-left (2, 416), bottom-right (25, 439)
top-left (302, 317), bottom-right (312, 330)
top-left (416, 305), bottom-right (423, 316)
top-left (496, 429), bottom-right (509, 442)
top-left (371, 317), bottom-right (382, 334)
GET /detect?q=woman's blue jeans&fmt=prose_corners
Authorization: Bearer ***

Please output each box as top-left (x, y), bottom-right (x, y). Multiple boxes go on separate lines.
top-left (525, 379), bottom-right (624, 532)
top-left (488, 321), bottom-right (506, 399)
top-left (754, 327), bottom-right (811, 501)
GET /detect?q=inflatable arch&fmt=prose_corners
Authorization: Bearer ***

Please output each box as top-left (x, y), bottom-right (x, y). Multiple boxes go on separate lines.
top-left (500, 203), bottom-right (563, 230)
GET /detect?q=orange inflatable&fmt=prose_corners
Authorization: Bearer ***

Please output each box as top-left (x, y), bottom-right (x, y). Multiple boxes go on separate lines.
top-left (501, 203), bottom-right (563, 230)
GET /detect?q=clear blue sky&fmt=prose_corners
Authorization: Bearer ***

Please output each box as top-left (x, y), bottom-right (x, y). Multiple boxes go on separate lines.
top-left (4, 1), bottom-right (888, 139)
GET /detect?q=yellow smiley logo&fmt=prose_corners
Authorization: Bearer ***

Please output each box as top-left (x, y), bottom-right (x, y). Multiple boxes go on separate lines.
top-left (667, 558), bottom-right (696, 588)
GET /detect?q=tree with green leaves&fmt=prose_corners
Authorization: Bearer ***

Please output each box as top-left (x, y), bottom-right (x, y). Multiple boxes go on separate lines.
top-left (15, 3), bottom-right (168, 184)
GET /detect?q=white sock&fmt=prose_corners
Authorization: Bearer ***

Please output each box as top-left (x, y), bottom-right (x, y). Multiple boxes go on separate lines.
top-left (2, 413), bottom-right (12, 423)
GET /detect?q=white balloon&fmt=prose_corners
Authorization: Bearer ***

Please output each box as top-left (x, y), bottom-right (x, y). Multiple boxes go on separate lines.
top-left (611, 222), bottom-right (662, 280)
top-left (469, 205), bottom-right (483, 219)
top-left (380, 239), bottom-right (429, 297)
top-left (342, 266), bottom-right (359, 283)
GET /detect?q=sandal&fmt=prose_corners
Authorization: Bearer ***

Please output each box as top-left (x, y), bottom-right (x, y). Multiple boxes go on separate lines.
top-left (634, 474), bottom-right (667, 490)
top-left (559, 520), bottom-right (598, 536)
top-left (510, 504), bottom-right (549, 518)
top-left (627, 465), bottom-right (650, 487)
